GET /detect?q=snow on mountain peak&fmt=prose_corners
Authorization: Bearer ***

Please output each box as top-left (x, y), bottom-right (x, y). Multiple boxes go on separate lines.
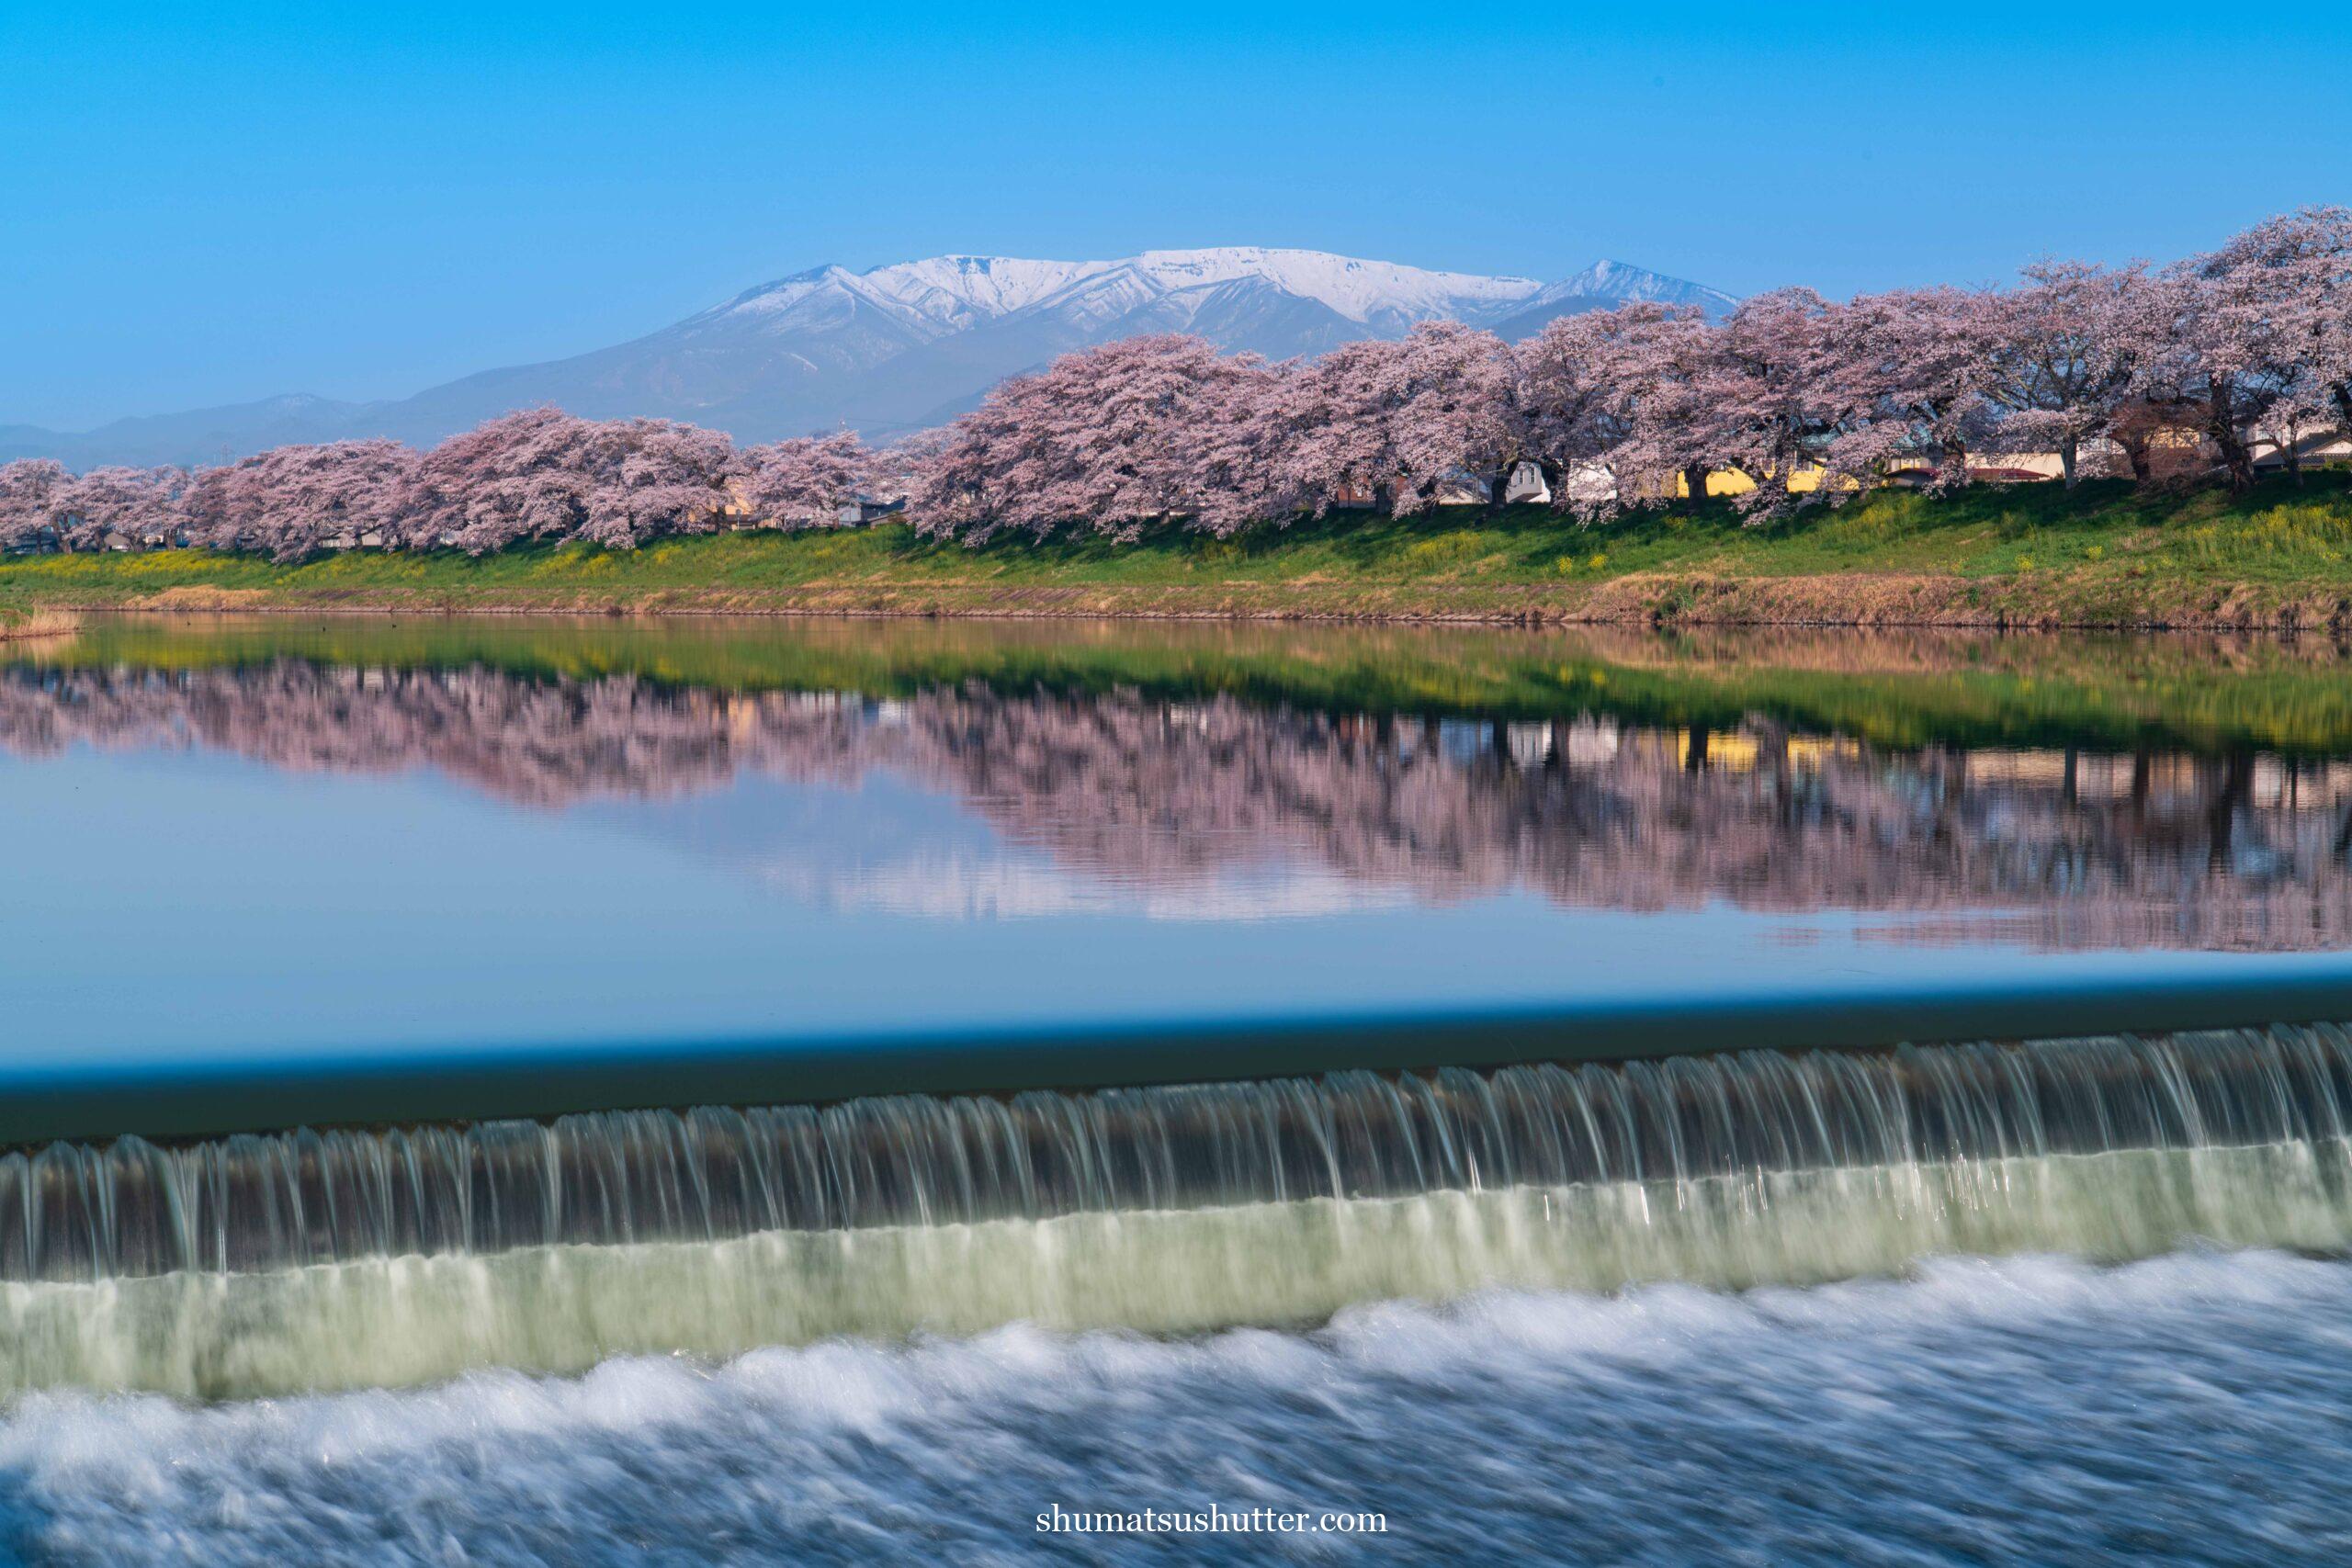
top-left (853, 255), bottom-right (1103, 325)
top-left (19, 246), bottom-right (1739, 466)
top-left (715, 265), bottom-right (858, 317)
top-left (1537, 259), bottom-right (1739, 312)
top-left (721, 247), bottom-right (1565, 331)
top-left (1125, 248), bottom-right (1542, 322)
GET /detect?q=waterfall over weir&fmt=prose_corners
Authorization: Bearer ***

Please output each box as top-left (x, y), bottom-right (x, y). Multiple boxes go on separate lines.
top-left (7, 1023), bottom-right (2352, 1399)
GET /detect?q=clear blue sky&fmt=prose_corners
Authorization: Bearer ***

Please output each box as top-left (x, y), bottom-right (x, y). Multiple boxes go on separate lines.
top-left (4, 1), bottom-right (2345, 430)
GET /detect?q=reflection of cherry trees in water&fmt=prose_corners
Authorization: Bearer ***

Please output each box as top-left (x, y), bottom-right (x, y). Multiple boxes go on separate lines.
top-left (0, 663), bottom-right (750, 807)
top-left (5, 661), bottom-right (2349, 951)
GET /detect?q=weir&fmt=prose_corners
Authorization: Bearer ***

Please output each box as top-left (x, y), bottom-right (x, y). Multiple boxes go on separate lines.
top-left (8, 1021), bottom-right (2352, 1399)
top-left (12, 1023), bottom-right (2352, 1285)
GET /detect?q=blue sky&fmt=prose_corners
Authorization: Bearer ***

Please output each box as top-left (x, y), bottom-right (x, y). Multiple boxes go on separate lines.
top-left (4, 2), bottom-right (2346, 429)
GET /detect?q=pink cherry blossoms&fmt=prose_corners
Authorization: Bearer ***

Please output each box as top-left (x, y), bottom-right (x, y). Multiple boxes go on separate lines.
top-left (4, 208), bottom-right (2346, 560)
top-left (909, 205), bottom-right (2352, 534)
top-left (1, 410), bottom-right (880, 560)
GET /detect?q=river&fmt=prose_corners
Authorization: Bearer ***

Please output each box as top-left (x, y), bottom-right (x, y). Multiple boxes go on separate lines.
top-left (2, 615), bottom-right (2348, 1562)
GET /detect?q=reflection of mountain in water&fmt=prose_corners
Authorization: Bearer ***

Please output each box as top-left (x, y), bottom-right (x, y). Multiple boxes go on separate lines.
top-left (5, 662), bottom-right (2350, 950)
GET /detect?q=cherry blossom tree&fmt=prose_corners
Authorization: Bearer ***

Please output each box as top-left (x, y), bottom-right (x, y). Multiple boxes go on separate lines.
top-left (2191, 207), bottom-right (2352, 481)
top-left (1658, 288), bottom-right (1865, 515)
top-left (904, 386), bottom-right (1027, 542)
top-left (740, 431), bottom-right (873, 527)
top-left (1260, 321), bottom-right (1516, 517)
top-left (1599, 310), bottom-right (1732, 509)
top-left (1515, 304), bottom-right (1651, 501)
top-left (411, 411), bottom-right (599, 552)
top-left (412, 408), bottom-right (741, 553)
top-left (1819, 287), bottom-right (2004, 490)
top-left (1040, 334), bottom-right (1277, 535)
top-left (184, 439), bottom-right (419, 559)
top-left (50, 466), bottom-right (187, 551)
top-left (1979, 261), bottom-right (2167, 487)
top-left (2152, 220), bottom-right (2340, 491)
top-left (911, 335), bottom-right (1277, 541)
top-left (0, 459), bottom-right (68, 551)
top-left (1180, 355), bottom-right (1291, 536)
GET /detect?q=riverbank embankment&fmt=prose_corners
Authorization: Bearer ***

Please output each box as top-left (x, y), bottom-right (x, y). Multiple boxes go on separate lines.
top-left (4, 481), bottom-right (2347, 632)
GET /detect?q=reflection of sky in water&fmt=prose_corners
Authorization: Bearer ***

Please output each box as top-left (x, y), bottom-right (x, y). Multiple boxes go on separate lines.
top-left (6, 742), bottom-right (2349, 1070)
top-left (582, 773), bottom-right (1415, 920)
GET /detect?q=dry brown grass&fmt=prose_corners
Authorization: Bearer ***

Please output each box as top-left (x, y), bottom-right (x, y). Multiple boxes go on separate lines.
top-left (132, 586), bottom-right (275, 611)
top-left (0, 608), bottom-right (78, 641)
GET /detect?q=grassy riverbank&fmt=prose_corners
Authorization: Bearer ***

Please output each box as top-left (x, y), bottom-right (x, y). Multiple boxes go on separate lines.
top-left (4, 479), bottom-right (2350, 630)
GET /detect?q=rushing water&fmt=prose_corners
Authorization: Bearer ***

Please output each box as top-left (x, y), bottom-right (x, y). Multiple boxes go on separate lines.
top-left (5, 1026), bottom-right (2352, 1401)
top-left (6, 616), bottom-right (2352, 1559)
top-left (5, 1254), bottom-right (2351, 1564)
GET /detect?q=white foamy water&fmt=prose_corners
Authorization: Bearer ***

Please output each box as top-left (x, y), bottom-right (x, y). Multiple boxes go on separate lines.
top-left (3, 1251), bottom-right (2349, 1564)
top-left (6, 1140), bottom-right (2352, 1402)
top-left (8, 1033), bottom-right (2352, 1556)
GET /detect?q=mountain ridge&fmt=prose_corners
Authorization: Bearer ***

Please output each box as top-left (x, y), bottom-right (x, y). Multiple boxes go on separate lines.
top-left (3, 248), bottom-right (1737, 468)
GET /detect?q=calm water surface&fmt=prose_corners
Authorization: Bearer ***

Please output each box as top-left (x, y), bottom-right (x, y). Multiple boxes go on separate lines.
top-left (4, 615), bottom-right (2349, 1066)
top-left (6, 615), bottom-right (2352, 1563)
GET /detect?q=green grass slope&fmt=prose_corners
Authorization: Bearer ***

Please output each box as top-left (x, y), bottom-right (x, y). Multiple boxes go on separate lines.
top-left (5, 479), bottom-right (2349, 628)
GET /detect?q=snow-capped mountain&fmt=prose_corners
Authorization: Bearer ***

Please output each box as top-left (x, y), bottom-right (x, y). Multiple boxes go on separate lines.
top-left (713, 249), bottom-right (1545, 337)
top-left (5, 249), bottom-right (1736, 466)
top-left (1544, 259), bottom-right (1739, 312)
top-left (1478, 259), bottom-right (1741, 342)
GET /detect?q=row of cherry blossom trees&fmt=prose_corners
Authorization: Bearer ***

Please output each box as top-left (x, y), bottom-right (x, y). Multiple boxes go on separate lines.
top-left (0, 412), bottom-right (874, 560)
top-left (4, 209), bottom-right (2346, 558)
top-left (914, 206), bottom-right (2352, 539)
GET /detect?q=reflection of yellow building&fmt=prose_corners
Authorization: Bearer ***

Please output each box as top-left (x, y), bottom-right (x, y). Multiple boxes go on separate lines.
top-left (1786, 735), bottom-right (1862, 771)
top-left (1966, 749), bottom-right (2071, 786)
top-left (1679, 730), bottom-right (1760, 772)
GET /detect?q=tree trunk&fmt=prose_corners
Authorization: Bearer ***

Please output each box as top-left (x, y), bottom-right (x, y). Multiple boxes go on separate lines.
top-left (2209, 752), bottom-right (2253, 874)
top-left (2122, 434), bottom-right (2154, 485)
top-left (2208, 383), bottom-right (2256, 491)
top-left (2337, 385), bottom-right (2352, 491)
top-left (2059, 436), bottom-right (2079, 490)
top-left (1680, 464), bottom-right (1712, 507)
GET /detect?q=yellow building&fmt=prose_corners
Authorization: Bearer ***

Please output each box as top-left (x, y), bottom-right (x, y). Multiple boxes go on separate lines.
top-left (1670, 466), bottom-right (1846, 498)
